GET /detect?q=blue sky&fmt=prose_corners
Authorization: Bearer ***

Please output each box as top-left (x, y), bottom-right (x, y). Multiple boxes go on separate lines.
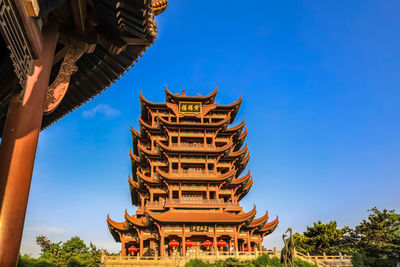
top-left (21, 0), bottom-right (400, 255)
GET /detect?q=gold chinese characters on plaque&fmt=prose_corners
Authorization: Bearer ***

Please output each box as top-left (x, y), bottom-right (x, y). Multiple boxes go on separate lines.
top-left (179, 102), bottom-right (202, 114)
top-left (190, 225), bottom-right (209, 232)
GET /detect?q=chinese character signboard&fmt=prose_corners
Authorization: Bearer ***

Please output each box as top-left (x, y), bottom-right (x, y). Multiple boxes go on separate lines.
top-left (190, 225), bottom-right (209, 232)
top-left (179, 102), bottom-right (202, 114)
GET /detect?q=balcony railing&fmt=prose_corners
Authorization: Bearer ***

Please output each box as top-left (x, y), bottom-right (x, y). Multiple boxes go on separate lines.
top-left (171, 142), bottom-right (213, 148)
top-left (171, 169), bottom-right (216, 175)
top-left (143, 199), bottom-right (240, 208)
top-left (165, 199), bottom-right (240, 206)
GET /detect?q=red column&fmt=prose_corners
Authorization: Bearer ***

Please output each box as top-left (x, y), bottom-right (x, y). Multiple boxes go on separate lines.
top-left (213, 224), bottom-right (217, 252)
top-left (234, 227), bottom-right (239, 252)
top-left (0, 24), bottom-right (58, 266)
top-left (160, 234), bottom-right (165, 257)
top-left (139, 230), bottom-right (144, 256)
top-left (121, 235), bottom-right (126, 256)
top-left (182, 235), bottom-right (186, 256)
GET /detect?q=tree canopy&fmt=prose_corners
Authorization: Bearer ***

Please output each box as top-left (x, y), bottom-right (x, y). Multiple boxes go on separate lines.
top-left (294, 207), bottom-right (400, 267)
top-left (19, 235), bottom-right (114, 267)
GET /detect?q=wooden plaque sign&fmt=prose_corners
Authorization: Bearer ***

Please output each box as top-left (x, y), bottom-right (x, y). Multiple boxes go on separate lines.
top-left (190, 225), bottom-right (209, 232)
top-left (179, 102), bottom-right (202, 114)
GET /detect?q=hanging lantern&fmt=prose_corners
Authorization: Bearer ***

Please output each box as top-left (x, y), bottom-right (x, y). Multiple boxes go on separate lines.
top-left (186, 240), bottom-right (193, 247)
top-left (244, 246), bottom-right (249, 251)
top-left (217, 240), bottom-right (227, 247)
top-left (202, 240), bottom-right (213, 247)
top-left (169, 240), bottom-right (179, 247)
top-left (128, 246), bottom-right (137, 253)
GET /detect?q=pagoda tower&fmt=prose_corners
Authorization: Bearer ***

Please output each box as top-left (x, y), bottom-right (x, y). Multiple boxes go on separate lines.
top-left (107, 87), bottom-right (279, 256)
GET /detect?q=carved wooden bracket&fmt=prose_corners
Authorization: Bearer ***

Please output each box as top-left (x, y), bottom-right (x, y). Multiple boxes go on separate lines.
top-left (44, 42), bottom-right (89, 114)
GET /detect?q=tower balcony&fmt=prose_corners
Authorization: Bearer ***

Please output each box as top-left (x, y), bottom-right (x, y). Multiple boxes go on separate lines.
top-left (171, 169), bottom-right (217, 175)
top-left (140, 199), bottom-right (242, 211)
top-left (164, 198), bottom-right (241, 210)
top-left (171, 142), bottom-right (214, 149)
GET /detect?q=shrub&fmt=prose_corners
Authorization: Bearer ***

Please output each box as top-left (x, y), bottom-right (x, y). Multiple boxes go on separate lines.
top-left (185, 258), bottom-right (210, 267)
top-left (351, 252), bottom-right (365, 267)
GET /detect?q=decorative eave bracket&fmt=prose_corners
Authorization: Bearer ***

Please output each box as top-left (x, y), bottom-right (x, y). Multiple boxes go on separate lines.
top-left (43, 41), bottom-right (95, 114)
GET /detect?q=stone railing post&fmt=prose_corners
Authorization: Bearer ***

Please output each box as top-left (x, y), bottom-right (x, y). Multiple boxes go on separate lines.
top-left (273, 247), bottom-right (278, 258)
top-left (255, 247), bottom-right (259, 257)
top-left (323, 252), bottom-right (327, 261)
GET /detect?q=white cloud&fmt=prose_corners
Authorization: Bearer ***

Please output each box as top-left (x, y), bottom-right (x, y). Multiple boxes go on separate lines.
top-left (82, 104), bottom-right (121, 118)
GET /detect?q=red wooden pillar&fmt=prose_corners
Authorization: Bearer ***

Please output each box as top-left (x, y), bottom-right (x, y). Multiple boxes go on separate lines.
top-left (121, 235), bottom-right (126, 256)
top-left (234, 227), bottom-right (239, 252)
top-left (139, 230), bottom-right (144, 256)
top-left (182, 235), bottom-right (186, 256)
top-left (160, 234), bottom-right (165, 257)
top-left (0, 23), bottom-right (58, 267)
top-left (213, 224), bottom-right (217, 252)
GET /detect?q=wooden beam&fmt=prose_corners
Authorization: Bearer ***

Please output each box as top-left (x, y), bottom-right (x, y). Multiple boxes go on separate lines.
top-left (14, 0), bottom-right (43, 58)
top-left (70, 0), bottom-right (87, 32)
top-left (122, 37), bottom-right (150, 45)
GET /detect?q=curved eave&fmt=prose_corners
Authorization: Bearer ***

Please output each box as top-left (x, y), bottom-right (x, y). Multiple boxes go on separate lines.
top-left (234, 128), bottom-right (247, 150)
top-left (219, 120), bottom-right (245, 141)
top-left (137, 169), bottom-right (159, 184)
top-left (145, 205), bottom-right (256, 223)
top-left (165, 86), bottom-right (217, 104)
top-left (236, 153), bottom-right (250, 176)
top-left (247, 210), bottom-right (269, 228)
top-left (215, 96), bottom-right (242, 123)
top-left (224, 119), bottom-right (245, 133)
top-left (230, 170), bottom-right (251, 185)
top-left (138, 142), bottom-right (160, 158)
top-left (125, 210), bottom-right (148, 227)
top-left (238, 177), bottom-right (253, 201)
top-left (260, 216), bottom-right (279, 233)
top-left (131, 126), bottom-right (141, 139)
top-left (128, 175), bottom-right (140, 189)
top-left (158, 115), bottom-right (229, 129)
top-left (227, 143), bottom-right (248, 159)
top-left (129, 151), bottom-right (139, 180)
top-left (157, 140), bottom-right (231, 155)
top-left (128, 176), bottom-right (140, 205)
top-left (156, 167), bottom-right (235, 181)
top-left (107, 215), bottom-right (127, 242)
top-left (140, 92), bottom-right (165, 109)
top-left (130, 150), bottom-right (140, 163)
top-left (131, 126), bottom-right (141, 155)
top-left (139, 116), bottom-right (160, 133)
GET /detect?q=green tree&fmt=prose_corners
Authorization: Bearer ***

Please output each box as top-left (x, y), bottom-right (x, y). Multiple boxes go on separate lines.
top-left (351, 207), bottom-right (400, 267)
top-left (293, 221), bottom-right (352, 255)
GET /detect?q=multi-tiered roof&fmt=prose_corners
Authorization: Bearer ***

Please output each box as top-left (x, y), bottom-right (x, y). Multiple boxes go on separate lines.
top-left (107, 87), bottom-right (278, 256)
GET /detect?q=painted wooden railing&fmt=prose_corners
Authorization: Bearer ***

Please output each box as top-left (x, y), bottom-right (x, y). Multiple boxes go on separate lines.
top-left (100, 249), bottom-right (352, 267)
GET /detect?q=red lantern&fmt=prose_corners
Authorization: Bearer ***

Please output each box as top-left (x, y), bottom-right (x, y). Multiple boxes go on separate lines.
top-left (186, 240), bottom-right (193, 247)
top-left (217, 240), bottom-right (227, 247)
top-left (169, 240), bottom-right (179, 247)
top-left (128, 246), bottom-right (137, 253)
top-left (202, 240), bottom-right (213, 247)
top-left (244, 246), bottom-right (249, 251)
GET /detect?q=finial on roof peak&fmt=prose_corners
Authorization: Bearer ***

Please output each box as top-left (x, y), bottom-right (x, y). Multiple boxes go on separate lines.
top-left (182, 90), bottom-right (186, 96)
